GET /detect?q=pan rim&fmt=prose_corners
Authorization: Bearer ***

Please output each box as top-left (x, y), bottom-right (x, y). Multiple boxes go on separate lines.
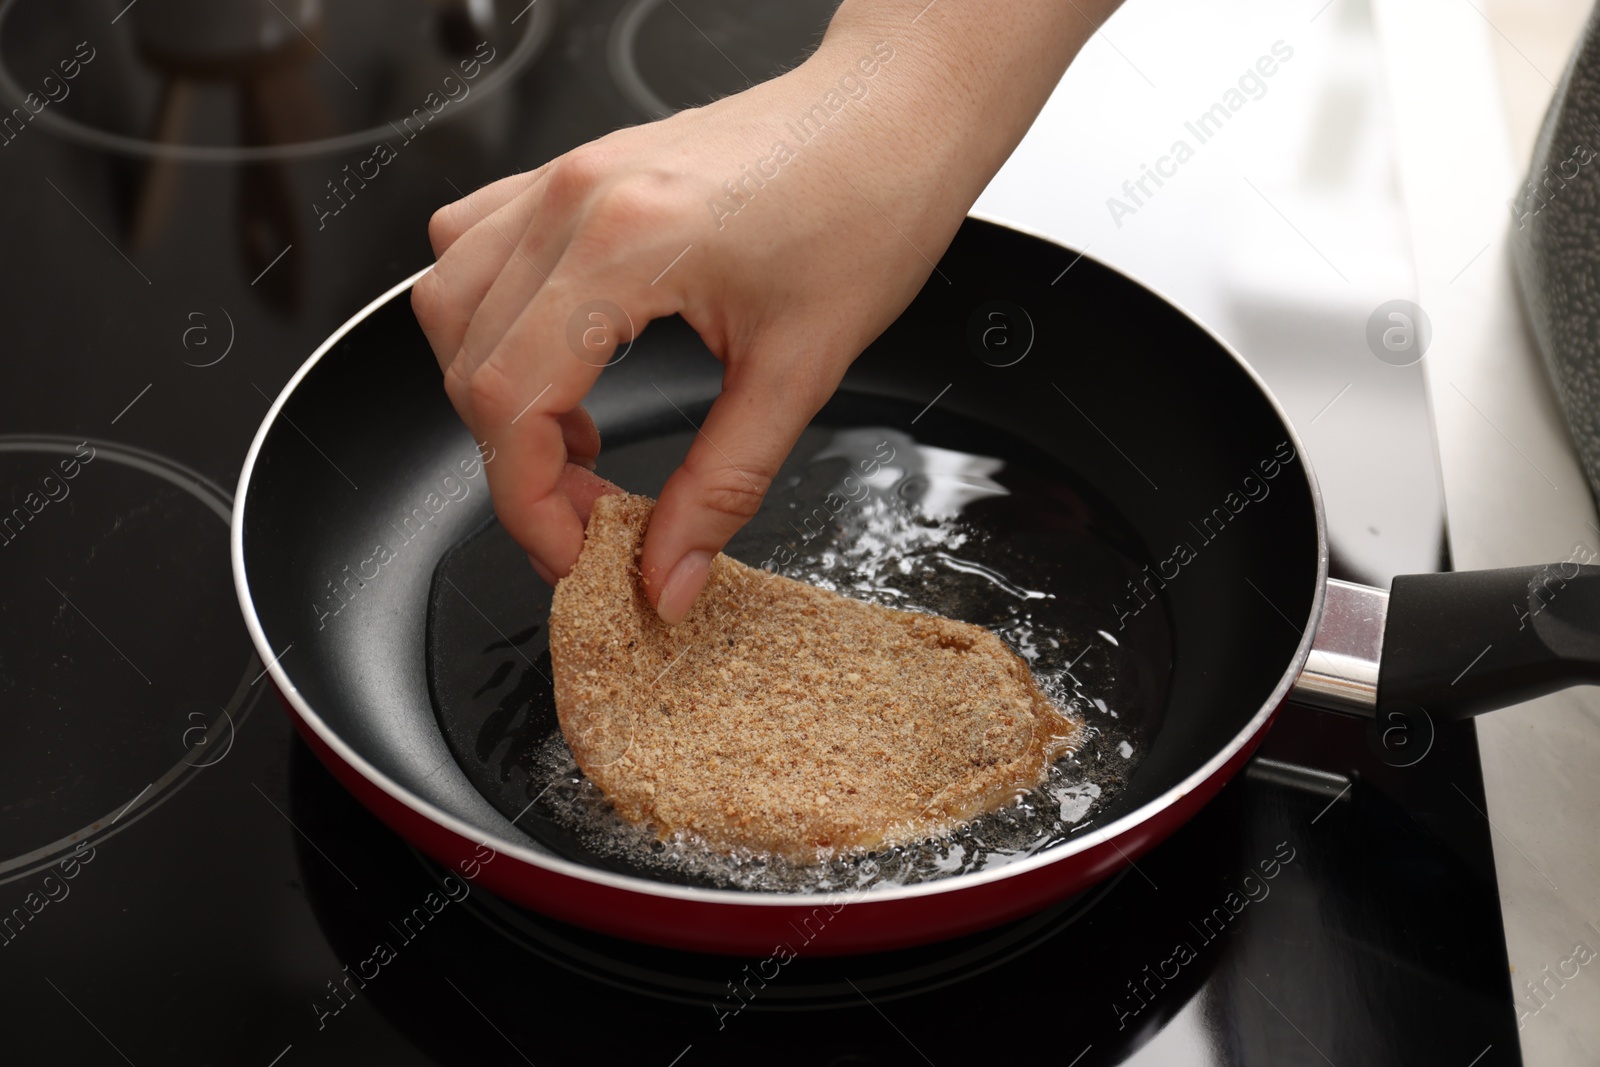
top-left (231, 215), bottom-right (1330, 909)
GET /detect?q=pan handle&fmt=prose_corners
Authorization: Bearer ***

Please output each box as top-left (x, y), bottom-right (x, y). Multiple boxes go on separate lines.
top-left (1291, 565), bottom-right (1600, 722)
top-left (1379, 564), bottom-right (1600, 721)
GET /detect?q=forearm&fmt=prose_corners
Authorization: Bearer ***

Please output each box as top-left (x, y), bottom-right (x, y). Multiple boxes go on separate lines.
top-left (812, 0), bottom-right (1124, 212)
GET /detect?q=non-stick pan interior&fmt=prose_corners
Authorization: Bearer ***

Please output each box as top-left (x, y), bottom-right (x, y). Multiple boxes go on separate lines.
top-left (239, 217), bottom-right (1320, 886)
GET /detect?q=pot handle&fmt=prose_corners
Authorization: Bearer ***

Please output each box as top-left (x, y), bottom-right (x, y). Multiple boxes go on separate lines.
top-left (1291, 565), bottom-right (1600, 721)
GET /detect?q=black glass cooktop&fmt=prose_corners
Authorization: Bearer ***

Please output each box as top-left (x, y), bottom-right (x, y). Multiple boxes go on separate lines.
top-left (0, 1), bottom-right (1520, 1064)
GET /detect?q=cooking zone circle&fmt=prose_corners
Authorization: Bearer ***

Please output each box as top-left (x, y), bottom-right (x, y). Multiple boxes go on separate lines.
top-left (0, 436), bottom-right (263, 884)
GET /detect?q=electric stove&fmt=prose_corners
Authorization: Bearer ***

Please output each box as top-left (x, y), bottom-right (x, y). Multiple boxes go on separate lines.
top-left (0, 1), bottom-right (1522, 1063)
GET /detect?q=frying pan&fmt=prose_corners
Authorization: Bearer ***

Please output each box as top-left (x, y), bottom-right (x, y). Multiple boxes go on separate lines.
top-left (233, 215), bottom-right (1600, 956)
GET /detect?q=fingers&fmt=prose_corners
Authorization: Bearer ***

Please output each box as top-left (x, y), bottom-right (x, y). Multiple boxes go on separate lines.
top-left (524, 462), bottom-right (625, 585)
top-left (471, 270), bottom-right (676, 582)
top-left (426, 166), bottom-right (549, 256)
top-left (559, 406), bottom-right (601, 470)
top-left (416, 148), bottom-right (693, 589)
top-left (512, 409), bottom-right (604, 585)
top-left (418, 147), bottom-right (627, 371)
top-left (413, 172), bottom-right (569, 375)
top-left (520, 410), bottom-right (601, 585)
top-left (560, 462), bottom-right (624, 525)
top-left (641, 351), bottom-right (836, 625)
top-left (454, 215), bottom-right (569, 377)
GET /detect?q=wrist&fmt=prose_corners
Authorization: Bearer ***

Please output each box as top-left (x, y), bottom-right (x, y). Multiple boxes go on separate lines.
top-left (777, 29), bottom-right (992, 244)
top-left (804, 0), bottom-right (1111, 208)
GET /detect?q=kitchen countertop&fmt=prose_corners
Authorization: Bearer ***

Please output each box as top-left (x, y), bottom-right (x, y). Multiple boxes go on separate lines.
top-left (977, 0), bottom-right (1600, 1061)
top-left (1376, 0), bottom-right (1600, 1062)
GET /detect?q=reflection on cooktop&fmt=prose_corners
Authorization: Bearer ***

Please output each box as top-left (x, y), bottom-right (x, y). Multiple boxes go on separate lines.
top-left (0, 0), bottom-right (554, 160)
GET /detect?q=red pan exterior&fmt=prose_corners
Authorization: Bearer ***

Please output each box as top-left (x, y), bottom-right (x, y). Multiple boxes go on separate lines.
top-left (280, 687), bottom-right (1286, 956)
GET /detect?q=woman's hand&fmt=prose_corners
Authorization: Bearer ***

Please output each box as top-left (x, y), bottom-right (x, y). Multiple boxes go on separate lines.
top-left (412, 0), bottom-right (1111, 622)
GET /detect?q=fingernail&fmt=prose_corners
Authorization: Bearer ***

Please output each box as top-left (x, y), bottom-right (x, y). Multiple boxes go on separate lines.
top-left (656, 550), bottom-right (712, 626)
top-left (527, 553), bottom-right (559, 587)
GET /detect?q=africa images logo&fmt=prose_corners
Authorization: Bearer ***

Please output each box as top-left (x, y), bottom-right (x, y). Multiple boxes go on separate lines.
top-left (1105, 40), bottom-right (1294, 228)
top-left (1111, 440), bottom-right (1297, 630)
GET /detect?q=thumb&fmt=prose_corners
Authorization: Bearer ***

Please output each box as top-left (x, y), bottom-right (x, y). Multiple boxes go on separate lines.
top-left (641, 357), bottom-right (833, 624)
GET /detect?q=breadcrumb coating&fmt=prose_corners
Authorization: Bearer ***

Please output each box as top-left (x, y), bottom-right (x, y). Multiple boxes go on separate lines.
top-left (548, 494), bottom-right (1081, 861)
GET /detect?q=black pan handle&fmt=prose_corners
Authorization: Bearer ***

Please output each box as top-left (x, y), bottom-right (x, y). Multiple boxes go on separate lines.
top-left (1379, 564), bottom-right (1600, 721)
top-left (1291, 565), bottom-right (1600, 722)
